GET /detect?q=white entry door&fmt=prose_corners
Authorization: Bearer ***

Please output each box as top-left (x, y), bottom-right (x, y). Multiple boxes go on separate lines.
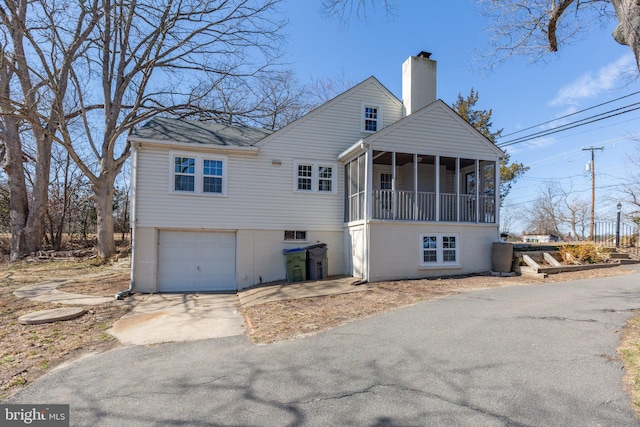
top-left (157, 231), bottom-right (236, 292)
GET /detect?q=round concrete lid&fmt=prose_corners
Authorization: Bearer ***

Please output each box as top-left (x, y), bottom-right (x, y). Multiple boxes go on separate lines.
top-left (19, 307), bottom-right (87, 325)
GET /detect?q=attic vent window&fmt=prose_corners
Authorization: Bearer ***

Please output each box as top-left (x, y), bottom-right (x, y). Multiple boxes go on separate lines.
top-left (362, 104), bottom-right (380, 132)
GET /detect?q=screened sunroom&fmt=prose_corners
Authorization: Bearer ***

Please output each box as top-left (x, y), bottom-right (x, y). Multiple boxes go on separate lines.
top-left (344, 150), bottom-right (498, 224)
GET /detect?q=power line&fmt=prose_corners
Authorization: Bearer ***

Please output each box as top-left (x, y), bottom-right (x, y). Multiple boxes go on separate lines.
top-left (501, 90), bottom-right (640, 138)
top-left (497, 103), bottom-right (640, 148)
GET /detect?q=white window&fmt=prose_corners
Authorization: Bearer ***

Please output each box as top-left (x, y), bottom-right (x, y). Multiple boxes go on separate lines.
top-left (203, 159), bottom-right (223, 193)
top-left (420, 234), bottom-right (459, 266)
top-left (297, 164), bottom-right (313, 191)
top-left (284, 230), bottom-right (307, 241)
top-left (170, 152), bottom-right (227, 196)
top-left (318, 166), bottom-right (333, 192)
top-left (362, 104), bottom-right (381, 132)
top-left (293, 160), bottom-right (337, 194)
top-left (174, 156), bottom-right (195, 192)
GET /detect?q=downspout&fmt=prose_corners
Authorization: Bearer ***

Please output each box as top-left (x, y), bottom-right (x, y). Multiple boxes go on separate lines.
top-left (115, 143), bottom-right (138, 300)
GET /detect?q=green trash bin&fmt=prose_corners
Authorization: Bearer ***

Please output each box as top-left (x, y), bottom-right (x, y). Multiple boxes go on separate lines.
top-left (283, 248), bottom-right (307, 282)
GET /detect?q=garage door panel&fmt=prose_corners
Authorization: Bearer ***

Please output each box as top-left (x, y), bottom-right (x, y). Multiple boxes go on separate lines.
top-left (157, 231), bottom-right (236, 292)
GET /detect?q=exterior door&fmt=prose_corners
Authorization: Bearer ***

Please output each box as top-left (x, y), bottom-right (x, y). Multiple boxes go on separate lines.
top-left (349, 227), bottom-right (364, 279)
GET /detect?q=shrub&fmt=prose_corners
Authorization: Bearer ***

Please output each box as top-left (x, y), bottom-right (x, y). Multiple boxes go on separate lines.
top-left (559, 244), bottom-right (606, 264)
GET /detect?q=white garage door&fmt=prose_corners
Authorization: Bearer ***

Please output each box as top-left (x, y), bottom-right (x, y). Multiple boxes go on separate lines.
top-left (157, 231), bottom-right (236, 292)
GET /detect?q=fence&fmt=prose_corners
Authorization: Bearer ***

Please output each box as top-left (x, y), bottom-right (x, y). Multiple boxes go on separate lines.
top-left (593, 221), bottom-right (639, 256)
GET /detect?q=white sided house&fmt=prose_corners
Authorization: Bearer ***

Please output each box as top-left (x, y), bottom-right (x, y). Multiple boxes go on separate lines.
top-left (129, 52), bottom-right (505, 293)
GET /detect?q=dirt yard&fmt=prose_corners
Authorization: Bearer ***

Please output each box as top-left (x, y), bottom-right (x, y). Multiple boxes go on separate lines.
top-left (242, 267), bottom-right (637, 344)
top-left (0, 259), bottom-right (130, 400)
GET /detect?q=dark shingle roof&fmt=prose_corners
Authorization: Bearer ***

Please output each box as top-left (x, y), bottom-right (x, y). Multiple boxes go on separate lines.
top-left (131, 117), bottom-right (272, 147)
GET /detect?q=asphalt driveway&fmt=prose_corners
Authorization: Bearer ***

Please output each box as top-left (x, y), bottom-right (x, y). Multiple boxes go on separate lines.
top-left (8, 267), bottom-right (640, 426)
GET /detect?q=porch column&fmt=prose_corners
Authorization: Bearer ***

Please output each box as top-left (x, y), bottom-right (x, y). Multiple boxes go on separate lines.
top-left (364, 145), bottom-right (373, 282)
top-left (365, 147), bottom-right (372, 221)
top-left (435, 155), bottom-right (440, 221)
top-left (392, 152), bottom-right (397, 220)
top-left (413, 153), bottom-right (418, 221)
top-left (475, 159), bottom-right (479, 223)
top-left (495, 158), bottom-right (501, 226)
top-left (455, 157), bottom-right (460, 222)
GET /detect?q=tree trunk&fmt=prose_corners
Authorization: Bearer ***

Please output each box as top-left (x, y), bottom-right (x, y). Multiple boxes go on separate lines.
top-left (91, 178), bottom-right (116, 258)
top-left (611, 0), bottom-right (640, 69)
top-left (0, 95), bottom-right (49, 260)
top-left (4, 139), bottom-right (29, 261)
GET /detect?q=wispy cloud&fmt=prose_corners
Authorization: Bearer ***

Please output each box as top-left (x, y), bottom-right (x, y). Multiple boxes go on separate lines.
top-left (550, 54), bottom-right (635, 107)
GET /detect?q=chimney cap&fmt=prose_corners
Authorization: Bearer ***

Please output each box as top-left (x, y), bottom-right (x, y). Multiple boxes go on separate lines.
top-left (417, 51), bottom-right (432, 59)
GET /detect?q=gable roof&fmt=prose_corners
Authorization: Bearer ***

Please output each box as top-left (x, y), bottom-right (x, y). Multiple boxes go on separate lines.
top-left (130, 116), bottom-right (272, 147)
top-left (254, 76), bottom-right (402, 147)
top-left (363, 99), bottom-right (505, 157)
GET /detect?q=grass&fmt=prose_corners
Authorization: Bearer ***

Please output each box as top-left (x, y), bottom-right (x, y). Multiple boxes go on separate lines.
top-left (620, 315), bottom-right (640, 418)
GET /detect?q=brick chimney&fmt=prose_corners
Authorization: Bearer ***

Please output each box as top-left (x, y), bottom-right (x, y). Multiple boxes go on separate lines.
top-left (402, 51), bottom-right (437, 116)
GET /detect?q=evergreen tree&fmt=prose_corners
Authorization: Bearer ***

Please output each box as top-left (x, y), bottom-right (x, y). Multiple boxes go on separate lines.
top-left (452, 88), bottom-right (529, 201)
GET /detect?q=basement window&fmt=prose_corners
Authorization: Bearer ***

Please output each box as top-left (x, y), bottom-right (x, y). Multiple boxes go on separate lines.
top-left (284, 230), bottom-right (307, 241)
top-left (419, 233), bottom-right (459, 266)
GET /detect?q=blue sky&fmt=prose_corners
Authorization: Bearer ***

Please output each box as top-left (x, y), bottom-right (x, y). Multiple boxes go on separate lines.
top-left (282, 0), bottom-right (640, 233)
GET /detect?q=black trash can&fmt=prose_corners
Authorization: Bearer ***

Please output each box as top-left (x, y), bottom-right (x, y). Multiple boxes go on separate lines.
top-left (306, 243), bottom-right (328, 280)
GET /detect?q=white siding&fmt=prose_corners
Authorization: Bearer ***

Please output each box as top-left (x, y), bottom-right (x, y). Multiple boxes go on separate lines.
top-left (134, 78), bottom-right (403, 232)
top-left (368, 222), bottom-right (498, 281)
top-left (369, 102), bottom-right (502, 160)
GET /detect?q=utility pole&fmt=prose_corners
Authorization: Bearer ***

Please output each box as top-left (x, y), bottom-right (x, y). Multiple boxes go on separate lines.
top-left (582, 146), bottom-right (604, 241)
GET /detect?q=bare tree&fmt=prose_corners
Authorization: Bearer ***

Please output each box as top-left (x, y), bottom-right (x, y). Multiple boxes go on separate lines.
top-left (254, 70), bottom-right (311, 130)
top-left (303, 73), bottom-right (358, 108)
top-left (478, 0), bottom-right (640, 70)
top-left (0, 0), bottom-right (99, 260)
top-left (620, 142), bottom-right (640, 222)
top-left (322, 0), bottom-right (396, 21)
top-left (499, 202), bottom-right (522, 238)
top-left (562, 197), bottom-right (590, 241)
top-left (1, 0), bottom-right (284, 258)
top-left (322, 1), bottom-right (640, 70)
top-left (523, 181), bottom-right (564, 236)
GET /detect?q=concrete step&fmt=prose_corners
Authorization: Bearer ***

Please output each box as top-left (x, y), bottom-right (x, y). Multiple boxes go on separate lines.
top-left (517, 265), bottom-right (547, 278)
top-left (608, 252), bottom-right (631, 259)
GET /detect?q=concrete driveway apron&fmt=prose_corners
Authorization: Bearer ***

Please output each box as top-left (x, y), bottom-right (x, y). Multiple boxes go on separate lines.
top-left (108, 293), bottom-right (246, 345)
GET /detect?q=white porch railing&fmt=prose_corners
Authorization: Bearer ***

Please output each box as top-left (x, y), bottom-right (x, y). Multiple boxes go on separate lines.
top-left (369, 190), bottom-right (495, 223)
top-left (440, 193), bottom-right (456, 222)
